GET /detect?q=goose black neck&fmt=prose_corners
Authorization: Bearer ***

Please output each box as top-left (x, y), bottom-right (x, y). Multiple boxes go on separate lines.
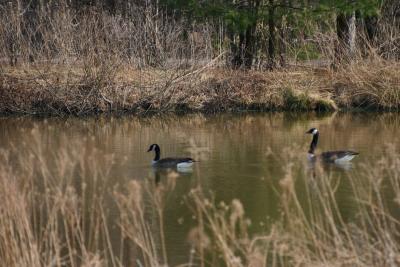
top-left (309, 132), bottom-right (319, 154)
top-left (153, 146), bottom-right (161, 161)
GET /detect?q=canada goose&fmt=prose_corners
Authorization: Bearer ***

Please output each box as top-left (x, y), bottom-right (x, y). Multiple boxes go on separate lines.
top-left (306, 128), bottom-right (359, 163)
top-left (147, 144), bottom-right (195, 168)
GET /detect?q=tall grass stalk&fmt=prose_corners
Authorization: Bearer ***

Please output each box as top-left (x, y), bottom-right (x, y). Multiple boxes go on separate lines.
top-left (1, 128), bottom-right (400, 266)
top-left (187, 147), bottom-right (400, 266)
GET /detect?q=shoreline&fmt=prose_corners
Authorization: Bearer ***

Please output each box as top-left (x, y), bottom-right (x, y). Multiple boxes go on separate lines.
top-left (1, 62), bottom-right (399, 116)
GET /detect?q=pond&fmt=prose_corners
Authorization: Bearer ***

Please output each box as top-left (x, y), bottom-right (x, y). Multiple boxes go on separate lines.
top-left (1, 112), bottom-right (399, 266)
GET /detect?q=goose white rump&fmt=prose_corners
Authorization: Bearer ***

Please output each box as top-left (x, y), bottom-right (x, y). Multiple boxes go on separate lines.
top-left (176, 161), bottom-right (194, 168)
top-left (333, 154), bottom-right (355, 163)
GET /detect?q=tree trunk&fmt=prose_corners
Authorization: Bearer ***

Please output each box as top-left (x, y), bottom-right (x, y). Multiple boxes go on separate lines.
top-left (105, 0), bottom-right (116, 13)
top-left (335, 11), bottom-right (356, 65)
top-left (267, 0), bottom-right (275, 70)
top-left (244, 27), bottom-right (254, 68)
top-left (278, 0), bottom-right (288, 68)
top-left (230, 0), bottom-right (260, 69)
top-left (230, 32), bottom-right (245, 68)
top-left (278, 19), bottom-right (287, 67)
top-left (364, 15), bottom-right (378, 45)
top-left (348, 11), bottom-right (356, 55)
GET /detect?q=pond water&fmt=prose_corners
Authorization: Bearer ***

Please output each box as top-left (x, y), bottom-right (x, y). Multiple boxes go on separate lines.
top-left (1, 112), bottom-right (400, 265)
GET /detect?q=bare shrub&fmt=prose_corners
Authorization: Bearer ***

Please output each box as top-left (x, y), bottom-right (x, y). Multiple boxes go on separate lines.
top-left (0, 1), bottom-right (215, 69)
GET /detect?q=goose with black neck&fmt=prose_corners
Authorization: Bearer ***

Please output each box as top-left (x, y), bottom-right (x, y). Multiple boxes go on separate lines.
top-left (306, 128), bottom-right (359, 163)
top-left (147, 144), bottom-right (195, 169)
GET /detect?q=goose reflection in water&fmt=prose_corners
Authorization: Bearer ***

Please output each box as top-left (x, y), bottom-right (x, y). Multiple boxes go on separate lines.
top-left (152, 167), bottom-right (192, 187)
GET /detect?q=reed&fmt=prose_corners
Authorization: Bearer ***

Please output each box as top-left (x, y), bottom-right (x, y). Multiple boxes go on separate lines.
top-left (1, 126), bottom-right (400, 266)
top-left (186, 146), bottom-right (400, 266)
top-left (0, 127), bottom-right (119, 266)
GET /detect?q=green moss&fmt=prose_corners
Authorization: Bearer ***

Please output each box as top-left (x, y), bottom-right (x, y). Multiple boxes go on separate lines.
top-left (282, 88), bottom-right (336, 111)
top-left (283, 88), bottom-right (313, 111)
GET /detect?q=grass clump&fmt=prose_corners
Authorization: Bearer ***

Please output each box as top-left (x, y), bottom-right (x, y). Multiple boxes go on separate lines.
top-left (333, 60), bottom-right (400, 110)
top-left (283, 87), bottom-right (336, 111)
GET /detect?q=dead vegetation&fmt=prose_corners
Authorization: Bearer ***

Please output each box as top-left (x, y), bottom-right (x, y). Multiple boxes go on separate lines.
top-left (188, 145), bottom-right (400, 266)
top-left (2, 65), bottom-right (335, 115)
top-left (0, 1), bottom-right (398, 115)
top-left (2, 126), bottom-right (400, 266)
top-left (334, 59), bottom-right (400, 110)
top-left (2, 62), bottom-right (400, 115)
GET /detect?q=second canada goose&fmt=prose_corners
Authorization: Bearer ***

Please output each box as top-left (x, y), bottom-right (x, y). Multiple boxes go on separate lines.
top-left (147, 144), bottom-right (195, 168)
top-left (306, 128), bottom-right (359, 163)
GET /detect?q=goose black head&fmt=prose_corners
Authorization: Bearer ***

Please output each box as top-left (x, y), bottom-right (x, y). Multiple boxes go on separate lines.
top-left (306, 128), bottom-right (318, 135)
top-left (147, 144), bottom-right (160, 152)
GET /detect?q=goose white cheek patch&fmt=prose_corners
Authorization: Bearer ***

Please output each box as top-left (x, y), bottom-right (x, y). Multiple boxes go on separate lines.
top-left (312, 129), bottom-right (318, 135)
top-left (307, 153), bottom-right (316, 160)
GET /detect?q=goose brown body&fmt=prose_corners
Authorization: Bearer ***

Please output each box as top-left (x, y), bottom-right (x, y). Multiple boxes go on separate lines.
top-left (320, 150), bottom-right (359, 163)
top-left (306, 128), bottom-right (359, 163)
top-left (147, 144), bottom-right (194, 168)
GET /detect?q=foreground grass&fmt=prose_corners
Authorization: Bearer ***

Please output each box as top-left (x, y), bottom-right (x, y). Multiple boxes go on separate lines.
top-left (1, 128), bottom-right (400, 266)
top-left (1, 59), bottom-right (399, 115)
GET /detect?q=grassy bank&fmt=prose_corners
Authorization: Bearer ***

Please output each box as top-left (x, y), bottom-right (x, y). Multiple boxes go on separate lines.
top-left (1, 60), bottom-right (399, 115)
top-left (1, 0), bottom-right (398, 116)
top-left (1, 128), bottom-right (400, 266)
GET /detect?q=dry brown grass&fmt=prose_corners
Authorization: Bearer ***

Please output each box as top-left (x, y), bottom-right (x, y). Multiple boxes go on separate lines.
top-left (0, 128), bottom-right (117, 266)
top-left (1, 127), bottom-right (400, 266)
top-left (2, 61), bottom-right (400, 115)
top-left (0, 64), bottom-right (339, 115)
top-left (333, 60), bottom-right (400, 110)
top-left (186, 145), bottom-right (400, 267)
